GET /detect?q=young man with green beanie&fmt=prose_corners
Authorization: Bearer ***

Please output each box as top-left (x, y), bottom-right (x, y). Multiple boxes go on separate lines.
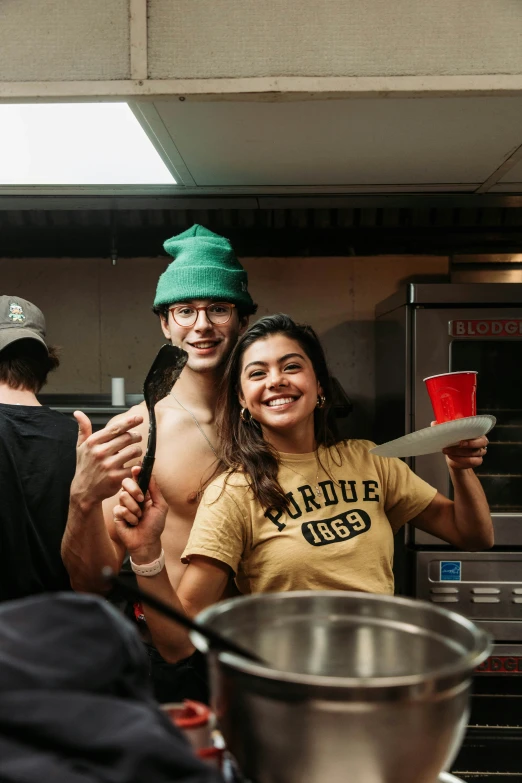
top-left (61, 225), bottom-right (257, 703)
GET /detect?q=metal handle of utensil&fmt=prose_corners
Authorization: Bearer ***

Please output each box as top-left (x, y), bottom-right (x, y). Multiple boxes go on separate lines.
top-left (103, 569), bottom-right (265, 665)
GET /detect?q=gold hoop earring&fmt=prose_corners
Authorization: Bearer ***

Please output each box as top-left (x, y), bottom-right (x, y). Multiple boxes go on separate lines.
top-left (240, 407), bottom-right (252, 423)
top-left (316, 395), bottom-right (326, 409)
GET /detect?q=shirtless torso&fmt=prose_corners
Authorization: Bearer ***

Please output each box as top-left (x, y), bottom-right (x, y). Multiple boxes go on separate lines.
top-left (103, 397), bottom-right (219, 590)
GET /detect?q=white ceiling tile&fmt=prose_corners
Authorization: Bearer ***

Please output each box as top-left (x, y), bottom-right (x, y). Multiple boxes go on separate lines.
top-left (149, 97), bottom-right (522, 188)
top-left (497, 156), bottom-right (522, 183)
top-left (489, 183), bottom-right (522, 192)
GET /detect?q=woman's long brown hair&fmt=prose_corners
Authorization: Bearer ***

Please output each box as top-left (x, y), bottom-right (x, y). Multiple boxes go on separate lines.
top-left (215, 314), bottom-right (342, 514)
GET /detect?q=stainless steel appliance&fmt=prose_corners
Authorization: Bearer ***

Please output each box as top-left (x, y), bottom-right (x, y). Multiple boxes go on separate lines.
top-left (376, 284), bottom-right (522, 611)
top-left (376, 283), bottom-right (522, 545)
top-left (376, 284), bottom-right (522, 780)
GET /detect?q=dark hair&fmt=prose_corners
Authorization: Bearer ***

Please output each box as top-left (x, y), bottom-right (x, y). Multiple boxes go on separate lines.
top-left (215, 314), bottom-right (341, 513)
top-left (153, 300), bottom-right (258, 323)
top-left (0, 339), bottom-right (60, 393)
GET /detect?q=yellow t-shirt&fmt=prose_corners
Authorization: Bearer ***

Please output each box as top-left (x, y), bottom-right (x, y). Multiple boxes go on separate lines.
top-left (182, 440), bottom-right (437, 595)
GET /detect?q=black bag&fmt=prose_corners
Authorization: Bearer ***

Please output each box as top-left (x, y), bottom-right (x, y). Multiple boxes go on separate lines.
top-left (0, 592), bottom-right (222, 783)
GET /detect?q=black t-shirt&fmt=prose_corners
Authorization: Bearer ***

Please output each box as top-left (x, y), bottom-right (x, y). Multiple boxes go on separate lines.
top-left (0, 403), bottom-right (77, 601)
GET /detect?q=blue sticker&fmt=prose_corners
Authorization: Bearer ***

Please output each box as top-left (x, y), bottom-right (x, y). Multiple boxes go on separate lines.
top-left (440, 561), bottom-right (461, 582)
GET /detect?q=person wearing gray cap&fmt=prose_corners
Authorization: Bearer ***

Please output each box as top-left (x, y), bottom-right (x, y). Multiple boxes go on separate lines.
top-left (0, 295), bottom-right (77, 601)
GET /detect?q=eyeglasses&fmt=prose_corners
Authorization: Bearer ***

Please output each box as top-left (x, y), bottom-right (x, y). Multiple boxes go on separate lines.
top-left (169, 302), bottom-right (236, 327)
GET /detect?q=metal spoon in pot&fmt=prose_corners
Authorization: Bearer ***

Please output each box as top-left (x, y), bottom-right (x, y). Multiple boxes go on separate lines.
top-left (104, 569), bottom-right (265, 665)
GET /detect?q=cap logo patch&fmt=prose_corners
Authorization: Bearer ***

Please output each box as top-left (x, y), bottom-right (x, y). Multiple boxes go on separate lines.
top-left (9, 302), bottom-right (25, 323)
top-left (241, 282), bottom-right (247, 291)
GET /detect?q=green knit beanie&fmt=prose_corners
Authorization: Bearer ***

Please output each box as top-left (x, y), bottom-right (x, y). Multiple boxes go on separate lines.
top-left (154, 224), bottom-right (254, 311)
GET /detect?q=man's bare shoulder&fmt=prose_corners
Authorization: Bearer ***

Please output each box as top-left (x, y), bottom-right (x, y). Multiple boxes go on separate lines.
top-left (155, 399), bottom-right (204, 435)
top-left (105, 402), bottom-right (149, 435)
top-left (123, 400), bottom-right (148, 421)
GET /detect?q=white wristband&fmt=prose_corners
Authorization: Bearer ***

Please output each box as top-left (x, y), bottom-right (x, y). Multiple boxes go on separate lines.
top-left (130, 548), bottom-right (165, 577)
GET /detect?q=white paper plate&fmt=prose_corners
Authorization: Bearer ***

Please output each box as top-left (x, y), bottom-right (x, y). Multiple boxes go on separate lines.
top-left (438, 775), bottom-right (466, 783)
top-left (369, 415), bottom-right (496, 458)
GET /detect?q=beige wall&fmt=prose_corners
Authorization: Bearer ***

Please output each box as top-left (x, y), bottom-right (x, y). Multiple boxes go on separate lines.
top-left (248, 255), bottom-right (448, 437)
top-left (0, 257), bottom-right (167, 394)
top-left (0, 254), bottom-right (448, 436)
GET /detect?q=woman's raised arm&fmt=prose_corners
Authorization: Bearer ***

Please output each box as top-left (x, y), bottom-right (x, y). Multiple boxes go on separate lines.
top-left (409, 434), bottom-right (493, 551)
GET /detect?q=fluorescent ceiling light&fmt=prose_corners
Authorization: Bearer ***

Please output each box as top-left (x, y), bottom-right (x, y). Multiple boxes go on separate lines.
top-left (0, 103), bottom-right (176, 185)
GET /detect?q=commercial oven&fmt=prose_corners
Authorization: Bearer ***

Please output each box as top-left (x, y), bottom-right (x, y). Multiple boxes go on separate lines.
top-left (376, 283), bottom-right (522, 611)
top-left (376, 284), bottom-right (522, 779)
top-left (376, 283), bottom-right (522, 543)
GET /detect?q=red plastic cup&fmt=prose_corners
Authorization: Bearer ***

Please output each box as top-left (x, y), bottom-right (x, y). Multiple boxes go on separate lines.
top-left (423, 371), bottom-right (477, 423)
top-left (161, 700), bottom-right (212, 751)
top-left (161, 700), bottom-right (223, 770)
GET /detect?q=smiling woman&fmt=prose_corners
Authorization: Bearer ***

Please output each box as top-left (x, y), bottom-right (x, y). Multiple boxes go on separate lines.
top-left (240, 339), bottom-right (322, 443)
top-left (217, 315), bottom-right (340, 513)
top-left (112, 313), bottom-right (493, 664)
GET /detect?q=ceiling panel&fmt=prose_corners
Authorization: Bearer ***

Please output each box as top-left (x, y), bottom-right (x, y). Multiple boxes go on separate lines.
top-left (148, 96), bottom-right (522, 188)
top-left (498, 156), bottom-right (522, 183)
top-left (489, 183), bottom-right (522, 192)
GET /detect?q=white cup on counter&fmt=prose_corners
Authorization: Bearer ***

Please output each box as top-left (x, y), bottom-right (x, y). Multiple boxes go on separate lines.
top-left (111, 377), bottom-right (125, 406)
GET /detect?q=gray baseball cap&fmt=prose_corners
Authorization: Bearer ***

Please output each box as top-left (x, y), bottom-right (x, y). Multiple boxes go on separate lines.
top-left (0, 296), bottom-right (48, 354)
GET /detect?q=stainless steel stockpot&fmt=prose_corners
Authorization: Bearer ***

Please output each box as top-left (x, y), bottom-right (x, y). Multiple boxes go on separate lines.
top-left (193, 591), bottom-right (491, 783)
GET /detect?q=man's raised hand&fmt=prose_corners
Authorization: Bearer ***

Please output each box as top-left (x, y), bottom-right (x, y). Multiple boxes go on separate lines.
top-left (71, 410), bottom-right (144, 506)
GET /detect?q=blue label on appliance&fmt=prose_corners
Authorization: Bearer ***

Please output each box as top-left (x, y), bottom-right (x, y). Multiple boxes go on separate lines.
top-left (440, 561), bottom-right (461, 582)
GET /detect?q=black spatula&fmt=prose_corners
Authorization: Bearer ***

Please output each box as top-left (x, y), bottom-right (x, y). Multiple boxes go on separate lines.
top-left (138, 344), bottom-right (188, 497)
